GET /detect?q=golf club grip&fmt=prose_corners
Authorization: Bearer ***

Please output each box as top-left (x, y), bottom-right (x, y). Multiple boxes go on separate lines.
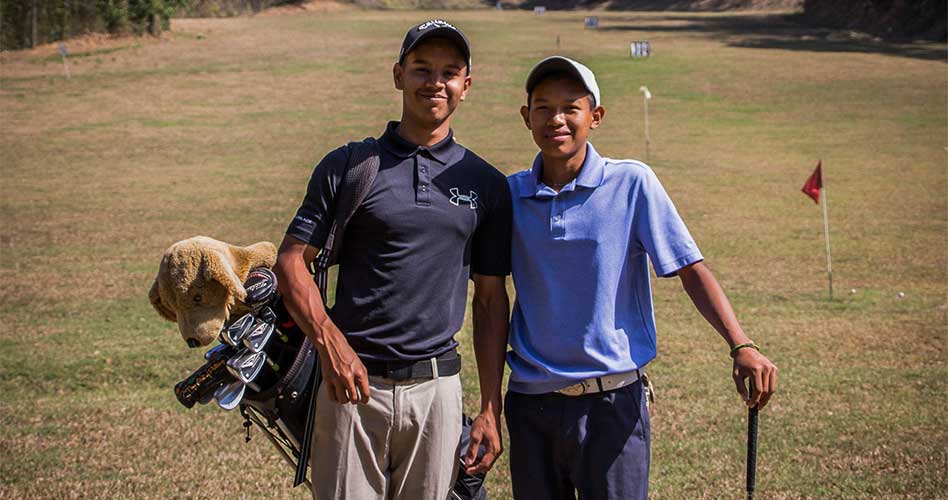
top-left (746, 405), bottom-right (759, 499)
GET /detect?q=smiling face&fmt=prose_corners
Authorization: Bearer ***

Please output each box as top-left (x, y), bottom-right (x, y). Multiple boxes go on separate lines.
top-left (394, 37), bottom-right (471, 129)
top-left (521, 74), bottom-right (605, 162)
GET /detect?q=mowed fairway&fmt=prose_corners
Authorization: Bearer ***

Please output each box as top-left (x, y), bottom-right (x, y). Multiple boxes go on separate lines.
top-left (1, 5), bottom-right (945, 499)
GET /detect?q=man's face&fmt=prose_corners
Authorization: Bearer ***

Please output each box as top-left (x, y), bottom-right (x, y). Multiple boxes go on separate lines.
top-left (520, 76), bottom-right (604, 161)
top-left (394, 38), bottom-right (471, 127)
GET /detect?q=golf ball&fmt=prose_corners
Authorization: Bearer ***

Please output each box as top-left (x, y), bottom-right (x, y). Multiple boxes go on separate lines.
top-left (850, 288), bottom-right (857, 294)
top-left (897, 292), bottom-right (905, 298)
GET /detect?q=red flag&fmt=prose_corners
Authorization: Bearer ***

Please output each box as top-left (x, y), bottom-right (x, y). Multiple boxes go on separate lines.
top-left (801, 161), bottom-right (822, 204)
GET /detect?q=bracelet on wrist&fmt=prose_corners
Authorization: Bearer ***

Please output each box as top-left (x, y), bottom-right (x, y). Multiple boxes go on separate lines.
top-left (730, 342), bottom-right (760, 358)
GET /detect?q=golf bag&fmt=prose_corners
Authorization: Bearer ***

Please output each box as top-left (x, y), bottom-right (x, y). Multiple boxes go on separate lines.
top-left (213, 293), bottom-right (485, 499)
top-left (173, 138), bottom-right (488, 499)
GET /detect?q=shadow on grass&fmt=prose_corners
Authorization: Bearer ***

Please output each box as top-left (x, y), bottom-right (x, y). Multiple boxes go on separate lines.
top-left (505, 0), bottom-right (782, 9)
top-left (598, 13), bottom-right (947, 62)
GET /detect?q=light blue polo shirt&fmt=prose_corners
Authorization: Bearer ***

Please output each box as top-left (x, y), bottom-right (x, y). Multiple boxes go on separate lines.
top-left (507, 143), bottom-right (703, 394)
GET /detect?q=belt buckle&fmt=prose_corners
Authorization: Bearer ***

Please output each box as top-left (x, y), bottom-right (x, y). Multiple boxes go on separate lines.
top-left (560, 380), bottom-right (589, 396)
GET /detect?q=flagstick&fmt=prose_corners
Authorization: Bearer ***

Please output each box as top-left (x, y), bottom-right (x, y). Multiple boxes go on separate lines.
top-left (820, 184), bottom-right (833, 299)
top-left (61, 53), bottom-right (71, 79)
top-left (59, 43), bottom-right (71, 80)
top-left (639, 86), bottom-right (652, 161)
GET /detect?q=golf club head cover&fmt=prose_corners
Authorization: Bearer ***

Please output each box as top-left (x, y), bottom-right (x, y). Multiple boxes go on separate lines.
top-left (174, 352), bottom-right (238, 409)
top-left (244, 268), bottom-right (278, 312)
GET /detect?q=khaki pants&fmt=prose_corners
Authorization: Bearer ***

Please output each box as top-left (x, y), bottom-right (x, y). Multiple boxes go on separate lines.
top-left (310, 373), bottom-right (463, 500)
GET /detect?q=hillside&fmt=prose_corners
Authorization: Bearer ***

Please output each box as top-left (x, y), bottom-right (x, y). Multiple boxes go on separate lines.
top-left (803, 0), bottom-right (947, 41)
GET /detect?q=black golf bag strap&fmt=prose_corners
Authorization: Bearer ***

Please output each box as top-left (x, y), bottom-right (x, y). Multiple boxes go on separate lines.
top-left (294, 137), bottom-right (381, 487)
top-left (307, 137), bottom-right (381, 281)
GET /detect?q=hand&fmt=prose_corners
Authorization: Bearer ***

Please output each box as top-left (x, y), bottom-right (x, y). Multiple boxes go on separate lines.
top-left (464, 410), bottom-right (503, 475)
top-left (315, 323), bottom-right (370, 405)
top-left (732, 348), bottom-right (777, 408)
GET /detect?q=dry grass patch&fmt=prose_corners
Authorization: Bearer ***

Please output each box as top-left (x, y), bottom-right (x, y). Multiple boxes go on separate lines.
top-left (1, 7), bottom-right (945, 499)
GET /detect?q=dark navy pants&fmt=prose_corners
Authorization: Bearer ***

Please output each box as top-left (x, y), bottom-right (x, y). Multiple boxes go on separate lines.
top-left (504, 381), bottom-right (650, 500)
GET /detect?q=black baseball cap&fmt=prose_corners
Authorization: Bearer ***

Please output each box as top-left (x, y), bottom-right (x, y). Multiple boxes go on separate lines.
top-left (398, 19), bottom-right (472, 71)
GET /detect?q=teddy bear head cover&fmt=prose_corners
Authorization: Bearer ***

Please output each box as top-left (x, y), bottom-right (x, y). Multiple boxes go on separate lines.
top-left (149, 236), bottom-right (277, 348)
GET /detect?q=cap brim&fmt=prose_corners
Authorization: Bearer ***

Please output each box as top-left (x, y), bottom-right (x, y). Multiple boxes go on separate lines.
top-left (399, 27), bottom-right (471, 68)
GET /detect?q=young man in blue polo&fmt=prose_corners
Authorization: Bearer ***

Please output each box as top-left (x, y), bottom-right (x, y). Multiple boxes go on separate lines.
top-left (505, 56), bottom-right (778, 499)
top-left (275, 20), bottom-right (511, 500)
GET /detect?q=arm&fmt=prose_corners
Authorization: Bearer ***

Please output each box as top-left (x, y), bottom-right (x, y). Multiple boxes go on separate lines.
top-left (463, 273), bottom-right (510, 474)
top-left (677, 261), bottom-right (777, 408)
top-left (273, 235), bottom-right (370, 404)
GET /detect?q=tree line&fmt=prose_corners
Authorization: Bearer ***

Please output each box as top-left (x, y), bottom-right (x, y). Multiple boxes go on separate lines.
top-left (0, 0), bottom-right (303, 50)
top-left (2, 0), bottom-right (942, 51)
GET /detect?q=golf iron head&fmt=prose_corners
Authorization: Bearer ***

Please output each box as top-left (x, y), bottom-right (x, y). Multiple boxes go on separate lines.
top-left (214, 379), bottom-right (246, 411)
top-left (243, 319), bottom-right (275, 354)
top-left (256, 305), bottom-right (277, 325)
top-left (226, 348), bottom-right (266, 384)
top-left (221, 313), bottom-right (256, 347)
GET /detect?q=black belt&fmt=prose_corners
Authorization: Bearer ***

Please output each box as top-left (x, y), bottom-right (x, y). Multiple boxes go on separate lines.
top-left (362, 351), bottom-right (461, 381)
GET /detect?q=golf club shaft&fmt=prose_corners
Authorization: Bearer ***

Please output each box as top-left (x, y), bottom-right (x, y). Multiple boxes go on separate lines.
top-left (747, 405), bottom-right (759, 500)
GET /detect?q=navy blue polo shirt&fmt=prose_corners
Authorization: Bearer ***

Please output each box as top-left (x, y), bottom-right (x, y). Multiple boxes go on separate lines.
top-left (286, 121), bottom-right (512, 363)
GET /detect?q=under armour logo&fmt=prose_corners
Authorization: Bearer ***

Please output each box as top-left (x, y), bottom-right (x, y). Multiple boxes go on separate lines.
top-left (449, 188), bottom-right (478, 209)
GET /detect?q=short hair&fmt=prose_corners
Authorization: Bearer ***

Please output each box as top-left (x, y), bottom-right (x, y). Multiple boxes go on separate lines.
top-left (527, 71), bottom-right (596, 109)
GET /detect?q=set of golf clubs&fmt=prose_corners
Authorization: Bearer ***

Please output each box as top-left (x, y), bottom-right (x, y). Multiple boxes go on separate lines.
top-left (212, 267), bottom-right (283, 410)
top-left (174, 268), bottom-right (284, 411)
top-left (210, 309), bottom-right (284, 410)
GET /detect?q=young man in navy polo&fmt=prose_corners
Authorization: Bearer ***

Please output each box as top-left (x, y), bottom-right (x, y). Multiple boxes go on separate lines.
top-left (274, 20), bottom-right (511, 500)
top-left (505, 56), bottom-right (778, 499)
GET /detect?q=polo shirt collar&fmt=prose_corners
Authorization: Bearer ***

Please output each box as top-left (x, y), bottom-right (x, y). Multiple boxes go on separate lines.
top-left (519, 142), bottom-right (606, 198)
top-left (378, 121), bottom-right (458, 164)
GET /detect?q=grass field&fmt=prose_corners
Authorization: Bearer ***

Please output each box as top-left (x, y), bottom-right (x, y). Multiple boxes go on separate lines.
top-left (1, 5), bottom-right (946, 499)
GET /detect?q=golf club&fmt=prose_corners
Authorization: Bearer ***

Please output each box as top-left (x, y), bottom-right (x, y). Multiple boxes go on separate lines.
top-left (204, 342), bottom-right (239, 361)
top-left (174, 355), bottom-right (235, 409)
top-left (243, 319), bottom-right (276, 354)
top-left (214, 379), bottom-right (246, 411)
top-left (226, 348), bottom-right (278, 384)
top-left (257, 305), bottom-right (277, 325)
top-left (244, 268), bottom-right (278, 312)
top-left (747, 404), bottom-right (759, 500)
top-left (221, 313), bottom-right (256, 346)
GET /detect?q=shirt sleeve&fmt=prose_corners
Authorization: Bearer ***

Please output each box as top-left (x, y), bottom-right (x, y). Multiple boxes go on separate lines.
top-left (632, 166), bottom-right (703, 277)
top-left (471, 169), bottom-right (513, 276)
top-left (285, 146), bottom-right (349, 249)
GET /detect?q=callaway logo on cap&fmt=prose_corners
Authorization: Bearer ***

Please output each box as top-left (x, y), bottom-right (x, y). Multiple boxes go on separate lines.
top-left (417, 19), bottom-right (456, 31)
top-left (398, 19), bottom-right (472, 71)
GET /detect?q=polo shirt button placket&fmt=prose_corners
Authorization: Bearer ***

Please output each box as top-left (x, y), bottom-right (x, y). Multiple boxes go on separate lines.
top-left (416, 153), bottom-right (431, 206)
top-left (551, 200), bottom-right (566, 239)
